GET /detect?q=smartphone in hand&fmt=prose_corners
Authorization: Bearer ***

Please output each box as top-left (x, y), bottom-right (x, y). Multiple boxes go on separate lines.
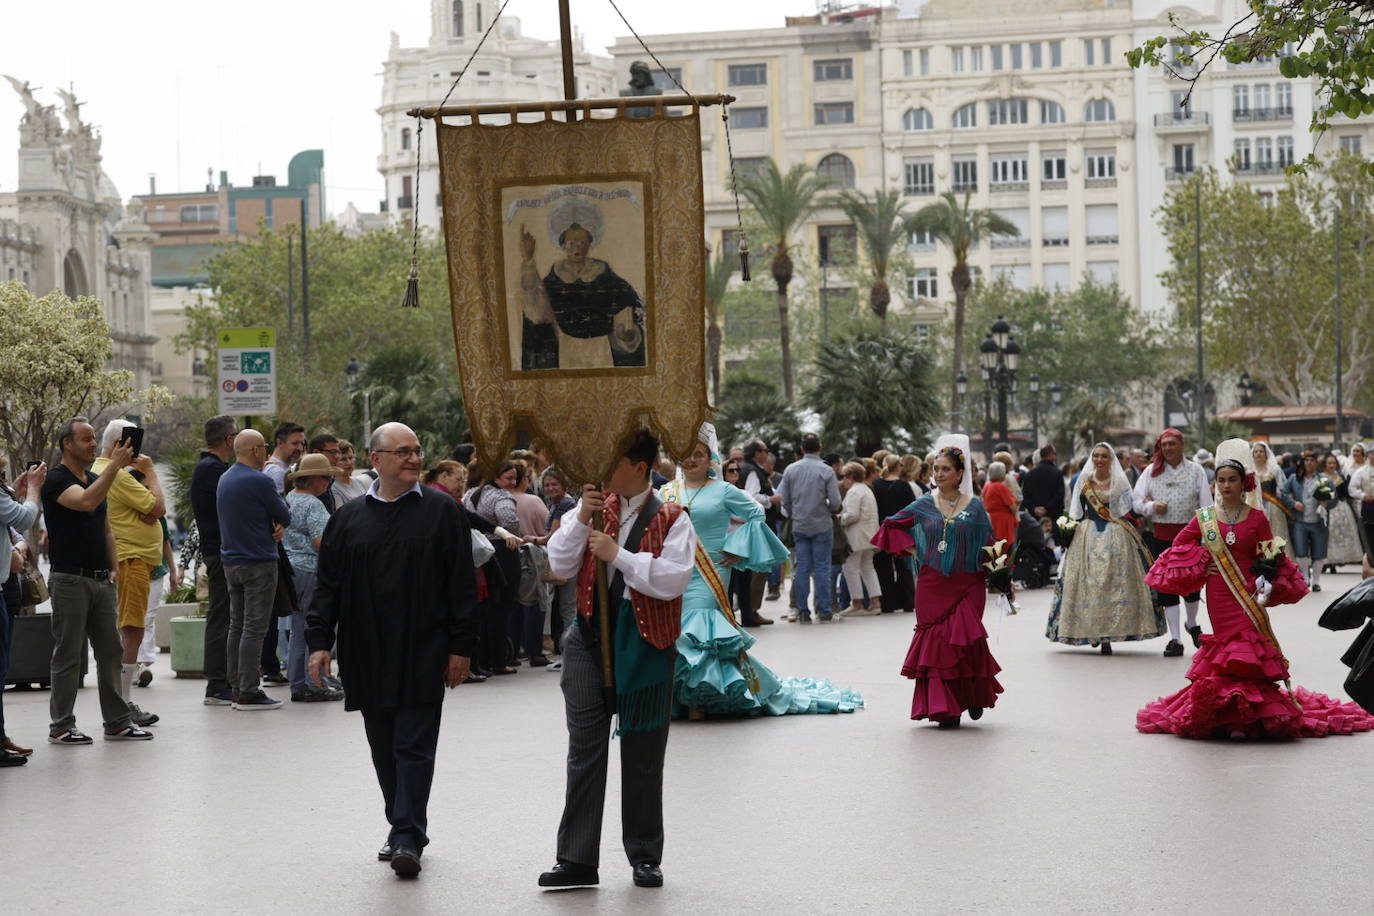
top-left (119, 426), bottom-right (145, 458)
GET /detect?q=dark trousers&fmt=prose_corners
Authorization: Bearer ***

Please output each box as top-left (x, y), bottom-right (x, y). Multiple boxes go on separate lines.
top-left (261, 614), bottom-right (281, 675)
top-left (729, 569), bottom-right (758, 623)
top-left (202, 554), bottom-right (232, 692)
top-left (0, 574), bottom-right (17, 740)
top-left (1146, 534), bottom-right (1201, 605)
top-left (873, 551), bottom-right (915, 613)
top-left (556, 624), bottom-right (670, 869)
top-left (360, 703), bottom-right (443, 850)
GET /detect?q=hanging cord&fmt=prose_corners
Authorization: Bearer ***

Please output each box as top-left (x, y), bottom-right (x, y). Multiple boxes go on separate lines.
top-left (401, 0), bottom-right (514, 307)
top-left (605, 0), bottom-right (750, 281)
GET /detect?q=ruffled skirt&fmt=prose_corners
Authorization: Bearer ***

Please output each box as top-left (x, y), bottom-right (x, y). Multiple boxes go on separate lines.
top-left (1047, 520), bottom-right (1164, 645)
top-left (673, 604), bottom-right (862, 717)
top-left (903, 570), bottom-right (1003, 721)
top-left (1326, 499), bottom-right (1366, 566)
top-left (1136, 629), bottom-right (1374, 739)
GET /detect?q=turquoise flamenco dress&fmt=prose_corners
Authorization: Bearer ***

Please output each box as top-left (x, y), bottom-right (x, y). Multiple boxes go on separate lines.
top-left (663, 479), bottom-right (864, 717)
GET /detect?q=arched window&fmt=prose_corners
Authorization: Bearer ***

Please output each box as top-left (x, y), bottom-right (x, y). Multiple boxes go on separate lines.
top-left (902, 107), bottom-right (933, 131)
top-left (1040, 100), bottom-right (1065, 124)
top-left (1084, 98), bottom-right (1115, 122)
top-left (62, 249), bottom-right (87, 298)
top-left (817, 153), bottom-right (856, 188)
top-left (952, 102), bottom-right (977, 129)
top-left (401, 127), bottom-right (412, 151)
top-left (452, 0), bottom-right (464, 37)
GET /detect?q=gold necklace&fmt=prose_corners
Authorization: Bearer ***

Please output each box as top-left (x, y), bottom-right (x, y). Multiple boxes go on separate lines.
top-left (681, 479), bottom-right (710, 513)
top-left (936, 489), bottom-right (962, 553)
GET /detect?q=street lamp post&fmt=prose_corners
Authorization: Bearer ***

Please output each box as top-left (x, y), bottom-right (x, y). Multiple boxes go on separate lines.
top-left (979, 315), bottom-right (1021, 462)
top-left (1236, 371), bottom-right (1258, 407)
top-left (953, 371), bottom-right (968, 435)
top-left (1028, 373), bottom-right (1041, 451)
top-left (345, 357), bottom-right (372, 449)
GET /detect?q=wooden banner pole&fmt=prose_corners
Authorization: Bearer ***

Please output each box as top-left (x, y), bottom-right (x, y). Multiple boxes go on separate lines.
top-left (559, 0), bottom-right (577, 122)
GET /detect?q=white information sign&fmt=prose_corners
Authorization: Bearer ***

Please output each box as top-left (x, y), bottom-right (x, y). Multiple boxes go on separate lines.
top-left (217, 327), bottom-right (278, 416)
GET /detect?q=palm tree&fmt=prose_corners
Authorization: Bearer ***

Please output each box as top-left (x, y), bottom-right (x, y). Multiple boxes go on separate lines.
top-left (738, 160), bottom-right (832, 402)
top-left (907, 191), bottom-right (1019, 419)
top-left (834, 188), bottom-right (911, 326)
top-left (703, 250), bottom-right (733, 404)
top-left (805, 331), bottom-right (941, 456)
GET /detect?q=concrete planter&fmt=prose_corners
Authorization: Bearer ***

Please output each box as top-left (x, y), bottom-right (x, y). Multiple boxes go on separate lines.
top-left (154, 603), bottom-right (200, 652)
top-left (169, 616), bottom-right (206, 678)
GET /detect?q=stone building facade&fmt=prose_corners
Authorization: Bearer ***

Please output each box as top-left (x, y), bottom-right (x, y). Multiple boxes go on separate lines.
top-left (0, 80), bottom-right (156, 390)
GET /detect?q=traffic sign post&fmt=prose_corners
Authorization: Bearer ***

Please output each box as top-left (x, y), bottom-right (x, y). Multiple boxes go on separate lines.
top-left (217, 328), bottom-right (278, 417)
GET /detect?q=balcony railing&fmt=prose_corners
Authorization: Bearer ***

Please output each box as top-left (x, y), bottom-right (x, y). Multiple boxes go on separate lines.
top-left (990, 180), bottom-right (1029, 192)
top-left (1085, 177), bottom-right (1118, 188)
top-left (1235, 161), bottom-right (1283, 176)
top-left (907, 241), bottom-right (936, 253)
top-left (904, 185), bottom-right (935, 196)
top-left (1042, 236), bottom-right (1070, 247)
top-left (396, 195), bottom-right (414, 210)
top-left (1086, 234), bottom-right (1119, 245)
top-left (1041, 179), bottom-right (1067, 191)
top-left (1165, 167), bottom-right (1195, 181)
top-left (952, 180), bottom-right (978, 192)
top-left (1233, 106), bottom-right (1294, 122)
top-left (1154, 110), bottom-right (1211, 128)
top-left (991, 237), bottom-right (1029, 249)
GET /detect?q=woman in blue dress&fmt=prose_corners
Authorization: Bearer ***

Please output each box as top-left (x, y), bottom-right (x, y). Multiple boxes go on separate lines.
top-left (663, 424), bottom-right (863, 719)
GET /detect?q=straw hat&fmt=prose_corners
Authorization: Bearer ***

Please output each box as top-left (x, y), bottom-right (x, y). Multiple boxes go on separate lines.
top-left (287, 453), bottom-right (346, 482)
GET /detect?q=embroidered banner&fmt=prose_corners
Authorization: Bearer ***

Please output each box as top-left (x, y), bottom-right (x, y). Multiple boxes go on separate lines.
top-left (433, 107), bottom-right (709, 485)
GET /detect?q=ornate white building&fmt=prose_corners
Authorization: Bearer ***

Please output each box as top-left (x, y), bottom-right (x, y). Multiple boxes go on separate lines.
top-left (377, 1), bottom-right (616, 232)
top-left (0, 79), bottom-right (156, 390)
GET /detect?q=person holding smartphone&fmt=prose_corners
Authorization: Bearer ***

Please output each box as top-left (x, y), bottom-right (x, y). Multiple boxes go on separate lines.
top-left (93, 420), bottom-right (164, 728)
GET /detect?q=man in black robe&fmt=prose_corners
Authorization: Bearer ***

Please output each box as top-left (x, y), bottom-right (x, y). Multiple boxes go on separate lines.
top-left (306, 422), bottom-right (478, 878)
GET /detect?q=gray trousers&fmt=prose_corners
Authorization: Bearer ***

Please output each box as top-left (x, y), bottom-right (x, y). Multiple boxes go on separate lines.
top-left (202, 554), bottom-right (232, 692)
top-left (48, 573), bottom-right (131, 733)
top-left (224, 560), bottom-right (277, 697)
top-left (556, 623), bottom-right (670, 869)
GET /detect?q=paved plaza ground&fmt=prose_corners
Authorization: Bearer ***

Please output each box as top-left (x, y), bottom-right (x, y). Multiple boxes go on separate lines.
top-left (3, 572), bottom-right (1370, 915)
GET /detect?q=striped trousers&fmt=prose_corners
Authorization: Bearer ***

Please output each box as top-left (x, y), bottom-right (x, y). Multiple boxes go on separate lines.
top-left (555, 622), bottom-right (671, 869)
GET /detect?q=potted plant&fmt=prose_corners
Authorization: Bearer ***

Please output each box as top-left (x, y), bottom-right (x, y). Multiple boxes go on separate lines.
top-left (155, 579), bottom-right (200, 652)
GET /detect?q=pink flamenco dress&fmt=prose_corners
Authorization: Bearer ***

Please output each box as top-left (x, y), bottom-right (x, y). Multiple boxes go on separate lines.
top-left (1137, 508), bottom-right (1374, 739)
top-left (872, 495), bottom-right (1004, 724)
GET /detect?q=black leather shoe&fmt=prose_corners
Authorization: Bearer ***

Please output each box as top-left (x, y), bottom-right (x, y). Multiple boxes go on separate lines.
top-left (1185, 624), bottom-right (1203, 648)
top-left (936, 716), bottom-right (961, 728)
top-left (390, 845), bottom-right (422, 877)
top-left (1100, 642), bottom-right (1113, 656)
top-left (633, 863), bottom-right (664, 888)
top-left (967, 706), bottom-right (984, 720)
top-left (378, 841), bottom-right (395, 861)
top-left (539, 863), bottom-right (599, 889)
top-left (1163, 639), bottom-right (1184, 657)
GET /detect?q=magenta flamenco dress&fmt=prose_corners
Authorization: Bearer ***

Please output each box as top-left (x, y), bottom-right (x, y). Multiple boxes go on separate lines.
top-left (873, 495), bottom-right (1004, 722)
top-left (1137, 508), bottom-right (1374, 739)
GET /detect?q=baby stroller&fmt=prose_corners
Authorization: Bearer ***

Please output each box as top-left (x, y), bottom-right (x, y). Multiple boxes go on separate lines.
top-left (1013, 511), bottom-right (1056, 589)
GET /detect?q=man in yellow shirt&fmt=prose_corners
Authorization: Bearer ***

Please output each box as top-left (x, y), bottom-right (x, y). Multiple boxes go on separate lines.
top-left (94, 420), bottom-right (166, 728)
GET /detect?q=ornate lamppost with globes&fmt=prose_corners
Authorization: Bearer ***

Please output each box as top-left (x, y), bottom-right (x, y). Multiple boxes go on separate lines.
top-left (979, 315), bottom-right (1021, 461)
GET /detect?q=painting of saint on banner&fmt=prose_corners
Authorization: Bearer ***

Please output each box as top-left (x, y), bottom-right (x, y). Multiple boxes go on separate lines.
top-left (501, 181), bottom-right (650, 372)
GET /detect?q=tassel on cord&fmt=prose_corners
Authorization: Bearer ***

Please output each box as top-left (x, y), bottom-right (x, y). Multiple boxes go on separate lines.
top-left (400, 260), bottom-right (420, 308)
top-left (738, 236), bottom-right (751, 281)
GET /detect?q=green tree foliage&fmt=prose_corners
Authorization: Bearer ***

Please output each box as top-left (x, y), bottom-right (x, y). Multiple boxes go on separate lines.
top-left (0, 282), bottom-right (173, 466)
top-left (1130, 1), bottom-right (1374, 171)
top-left (833, 188), bottom-right (912, 325)
top-left (804, 331), bottom-right (941, 457)
top-left (713, 374), bottom-right (800, 454)
top-left (179, 224), bottom-right (461, 443)
top-left (350, 343), bottom-right (467, 459)
top-left (738, 160), bottom-right (833, 402)
top-left (908, 192), bottom-right (1019, 417)
top-left (1156, 158), bottom-right (1374, 406)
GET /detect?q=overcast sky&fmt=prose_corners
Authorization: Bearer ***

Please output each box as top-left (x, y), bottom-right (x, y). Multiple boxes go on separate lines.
top-left (0, 0), bottom-right (800, 217)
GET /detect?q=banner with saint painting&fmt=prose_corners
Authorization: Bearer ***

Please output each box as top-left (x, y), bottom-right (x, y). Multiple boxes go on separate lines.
top-left (432, 105), bottom-right (709, 485)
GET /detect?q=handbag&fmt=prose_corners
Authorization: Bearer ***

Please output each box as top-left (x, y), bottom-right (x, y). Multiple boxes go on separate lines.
top-left (471, 530), bottom-right (496, 568)
top-left (20, 565), bottom-right (48, 607)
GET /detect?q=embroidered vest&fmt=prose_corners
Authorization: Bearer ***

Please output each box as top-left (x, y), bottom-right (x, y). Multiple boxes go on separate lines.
top-left (1149, 461), bottom-right (1204, 526)
top-left (575, 493), bottom-right (685, 650)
